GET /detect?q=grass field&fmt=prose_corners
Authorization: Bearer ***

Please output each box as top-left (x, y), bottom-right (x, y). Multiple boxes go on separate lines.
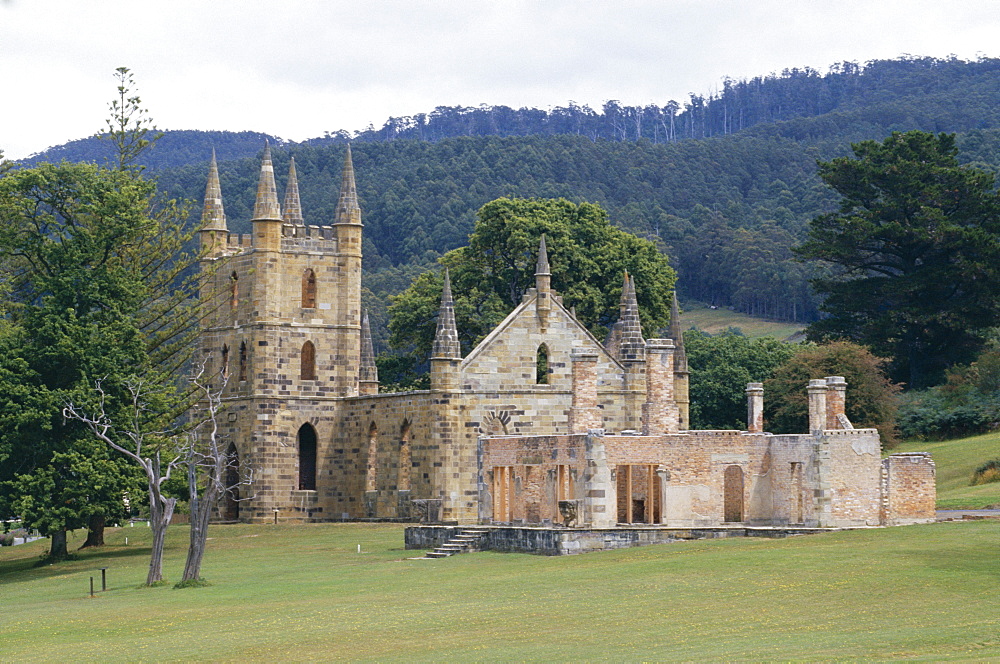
top-left (680, 301), bottom-right (805, 340)
top-left (2, 518), bottom-right (1000, 661)
top-left (895, 431), bottom-right (1000, 509)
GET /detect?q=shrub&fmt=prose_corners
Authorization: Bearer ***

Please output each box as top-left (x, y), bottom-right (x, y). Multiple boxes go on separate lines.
top-left (898, 344), bottom-right (1000, 440)
top-left (0, 532), bottom-right (13, 546)
top-left (764, 341), bottom-right (902, 447)
top-left (971, 459), bottom-right (1000, 486)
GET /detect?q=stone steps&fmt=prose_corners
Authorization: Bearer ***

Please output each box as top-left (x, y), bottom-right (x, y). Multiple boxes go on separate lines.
top-left (422, 528), bottom-right (489, 559)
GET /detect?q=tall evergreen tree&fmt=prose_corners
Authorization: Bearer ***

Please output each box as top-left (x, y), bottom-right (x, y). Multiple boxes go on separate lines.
top-left (799, 131), bottom-right (1000, 388)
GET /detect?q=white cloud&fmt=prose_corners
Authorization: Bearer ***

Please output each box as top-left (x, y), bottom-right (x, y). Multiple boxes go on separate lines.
top-left (1, 0), bottom-right (997, 159)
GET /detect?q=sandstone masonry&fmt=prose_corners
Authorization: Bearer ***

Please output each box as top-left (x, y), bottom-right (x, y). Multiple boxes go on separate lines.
top-left (198, 145), bottom-right (935, 529)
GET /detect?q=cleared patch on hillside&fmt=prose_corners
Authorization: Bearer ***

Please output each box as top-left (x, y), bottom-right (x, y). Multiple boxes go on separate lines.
top-left (680, 301), bottom-right (806, 340)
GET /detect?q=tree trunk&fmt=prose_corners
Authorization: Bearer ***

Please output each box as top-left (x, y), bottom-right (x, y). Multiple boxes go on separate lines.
top-left (49, 530), bottom-right (68, 560)
top-left (80, 513), bottom-right (105, 548)
top-left (180, 492), bottom-right (213, 582)
top-left (180, 460), bottom-right (221, 583)
top-left (145, 492), bottom-right (176, 586)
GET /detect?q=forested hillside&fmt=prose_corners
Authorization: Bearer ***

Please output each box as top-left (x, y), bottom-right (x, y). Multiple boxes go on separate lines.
top-left (18, 56), bottom-right (1000, 329)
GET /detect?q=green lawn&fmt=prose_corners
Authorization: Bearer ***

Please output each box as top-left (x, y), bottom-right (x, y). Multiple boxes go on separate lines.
top-left (681, 301), bottom-right (805, 340)
top-left (3, 519), bottom-right (1000, 661)
top-left (895, 431), bottom-right (1000, 509)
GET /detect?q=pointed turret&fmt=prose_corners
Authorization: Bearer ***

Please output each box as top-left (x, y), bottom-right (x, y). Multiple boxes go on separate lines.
top-left (535, 235), bottom-right (552, 324)
top-left (251, 142), bottom-right (283, 252)
top-left (201, 149), bottom-right (227, 232)
top-left (536, 234), bottom-right (550, 277)
top-left (432, 269), bottom-right (461, 359)
top-left (359, 310), bottom-right (379, 395)
top-left (334, 144), bottom-right (361, 226)
top-left (253, 141), bottom-right (282, 221)
top-left (282, 156), bottom-right (304, 225)
top-left (619, 273), bottom-right (645, 362)
top-left (199, 149), bottom-right (228, 257)
top-left (431, 269), bottom-right (462, 390)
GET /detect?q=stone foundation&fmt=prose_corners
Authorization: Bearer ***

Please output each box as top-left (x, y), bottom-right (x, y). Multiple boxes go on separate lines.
top-left (406, 524), bottom-right (836, 556)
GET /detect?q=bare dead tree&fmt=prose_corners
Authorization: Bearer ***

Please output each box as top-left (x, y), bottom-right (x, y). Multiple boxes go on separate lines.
top-left (179, 366), bottom-right (254, 584)
top-left (63, 381), bottom-right (184, 586)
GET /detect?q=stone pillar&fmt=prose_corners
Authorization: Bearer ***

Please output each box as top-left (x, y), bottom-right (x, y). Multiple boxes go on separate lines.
top-left (642, 339), bottom-right (679, 435)
top-left (807, 379), bottom-right (828, 433)
top-left (746, 382), bottom-right (764, 433)
top-left (583, 433), bottom-right (615, 528)
top-left (568, 351), bottom-right (602, 433)
top-left (825, 376), bottom-right (847, 430)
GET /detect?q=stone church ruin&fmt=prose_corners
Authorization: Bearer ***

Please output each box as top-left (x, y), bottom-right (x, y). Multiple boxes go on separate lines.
top-left (196, 145), bottom-right (935, 552)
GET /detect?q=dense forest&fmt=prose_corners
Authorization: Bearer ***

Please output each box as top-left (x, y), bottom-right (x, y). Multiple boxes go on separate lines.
top-left (18, 56), bottom-right (1000, 337)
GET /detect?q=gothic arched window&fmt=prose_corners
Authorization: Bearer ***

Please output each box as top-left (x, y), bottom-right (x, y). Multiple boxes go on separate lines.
top-left (301, 341), bottom-right (316, 380)
top-left (221, 344), bottom-right (229, 378)
top-left (536, 344), bottom-right (549, 384)
top-left (298, 423), bottom-right (317, 491)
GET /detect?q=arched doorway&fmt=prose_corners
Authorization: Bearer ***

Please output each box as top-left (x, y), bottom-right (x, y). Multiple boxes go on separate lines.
top-left (723, 465), bottom-right (744, 522)
top-left (222, 443), bottom-right (240, 521)
top-left (298, 423), bottom-right (317, 491)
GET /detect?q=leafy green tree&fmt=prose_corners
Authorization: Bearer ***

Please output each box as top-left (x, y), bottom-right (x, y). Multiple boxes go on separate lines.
top-left (388, 197), bottom-right (676, 362)
top-left (0, 69), bottom-right (203, 561)
top-left (798, 131), bottom-right (1000, 388)
top-left (685, 329), bottom-right (797, 429)
top-left (0, 162), bottom-right (153, 559)
top-left (764, 341), bottom-right (902, 447)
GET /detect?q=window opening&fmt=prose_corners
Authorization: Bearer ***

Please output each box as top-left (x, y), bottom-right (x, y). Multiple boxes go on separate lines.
top-left (493, 466), bottom-right (513, 522)
top-left (301, 341), bottom-right (316, 380)
top-left (536, 344), bottom-right (549, 384)
top-left (724, 465), bottom-right (744, 522)
top-left (302, 268), bottom-right (317, 308)
top-left (616, 465), bottom-right (660, 524)
top-left (298, 424), bottom-right (317, 491)
top-left (239, 341), bottom-right (248, 382)
top-left (230, 272), bottom-right (239, 309)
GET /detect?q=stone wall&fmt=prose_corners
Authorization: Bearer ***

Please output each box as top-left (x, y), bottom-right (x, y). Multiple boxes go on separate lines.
top-left (476, 427), bottom-right (903, 529)
top-left (881, 452), bottom-right (936, 525)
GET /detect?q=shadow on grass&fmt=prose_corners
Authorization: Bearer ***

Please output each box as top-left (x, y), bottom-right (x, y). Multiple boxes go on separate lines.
top-left (0, 544), bottom-right (154, 587)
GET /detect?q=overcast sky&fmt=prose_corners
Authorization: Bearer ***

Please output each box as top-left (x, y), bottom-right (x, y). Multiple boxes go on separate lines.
top-left (2, 0), bottom-right (998, 159)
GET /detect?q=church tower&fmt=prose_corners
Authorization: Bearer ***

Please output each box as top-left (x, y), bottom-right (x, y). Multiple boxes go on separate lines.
top-left (198, 145), bottom-right (364, 522)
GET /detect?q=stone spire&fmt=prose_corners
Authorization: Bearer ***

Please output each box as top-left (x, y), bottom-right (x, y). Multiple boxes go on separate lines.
top-left (282, 156), bottom-right (304, 225)
top-left (536, 234), bottom-right (550, 276)
top-left (432, 268), bottom-right (461, 359)
top-left (334, 144), bottom-right (361, 226)
top-left (200, 148), bottom-right (227, 232)
top-left (535, 234), bottom-right (551, 323)
top-left (669, 291), bottom-right (688, 372)
top-left (359, 309), bottom-right (379, 394)
top-left (619, 272), bottom-right (645, 362)
top-left (252, 141), bottom-right (282, 221)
